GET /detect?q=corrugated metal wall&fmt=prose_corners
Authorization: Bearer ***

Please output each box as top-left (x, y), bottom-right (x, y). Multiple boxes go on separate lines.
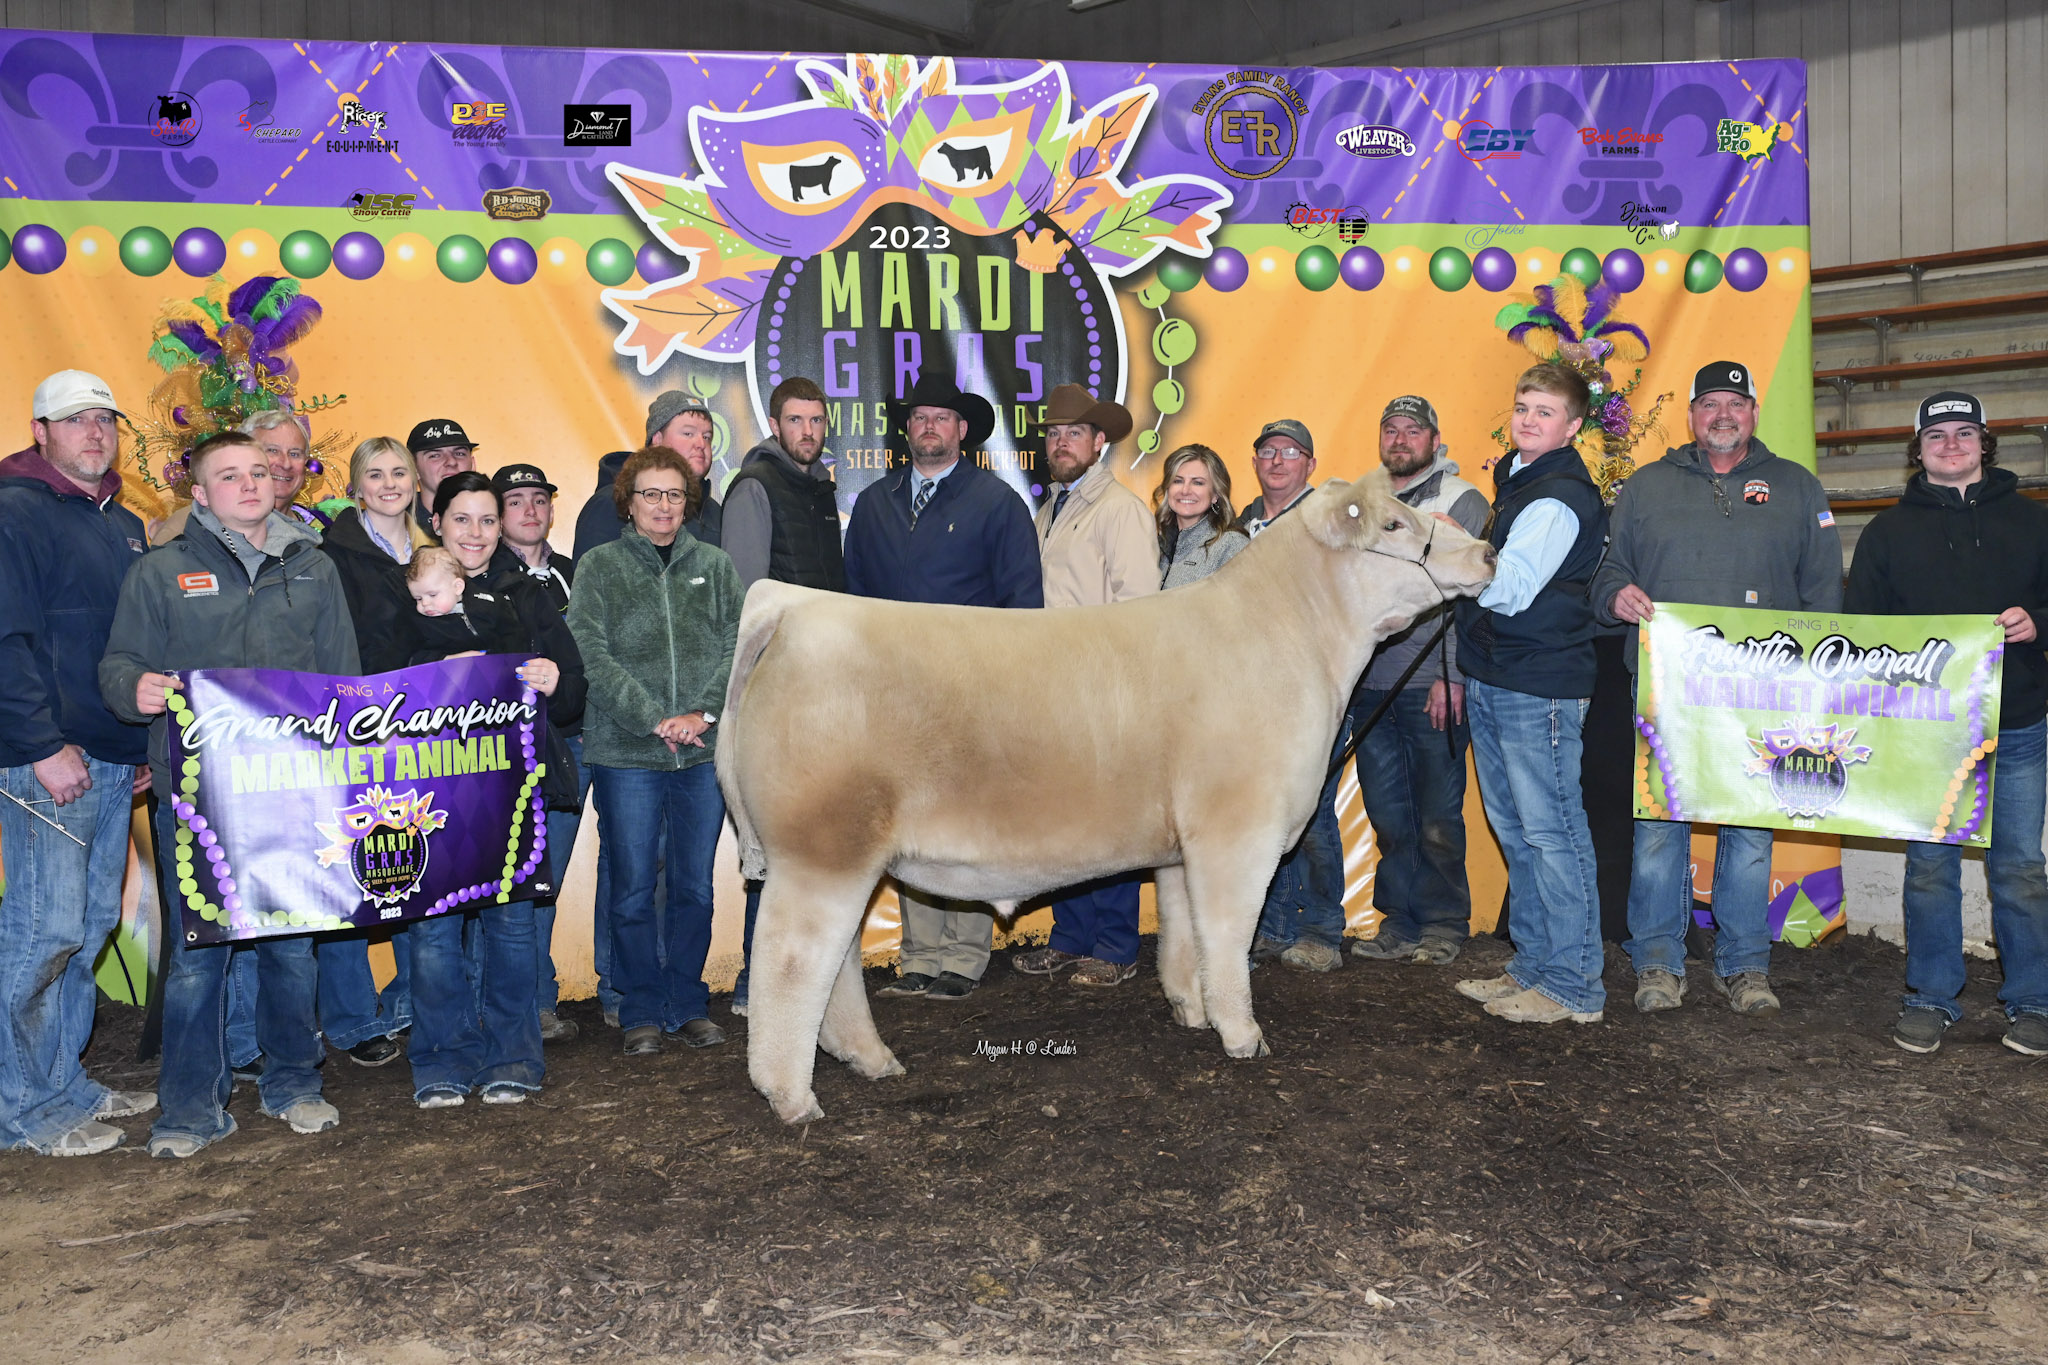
top-left (6, 0), bottom-right (2042, 266)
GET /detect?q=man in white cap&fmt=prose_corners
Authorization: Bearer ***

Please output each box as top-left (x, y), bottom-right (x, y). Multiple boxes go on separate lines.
top-left (0, 371), bottom-right (156, 1156)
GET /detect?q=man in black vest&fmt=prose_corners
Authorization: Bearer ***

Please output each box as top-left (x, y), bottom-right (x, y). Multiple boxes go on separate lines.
top-left (719, 376), bottom-right (846, 1015)
top-left (1452, 362), bottom-right (1610, 1026)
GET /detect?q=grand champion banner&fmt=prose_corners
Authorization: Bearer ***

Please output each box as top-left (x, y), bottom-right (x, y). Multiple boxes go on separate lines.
top-left (0, 32), bottom-right (1813, 972)
top-left (163, 655), bottom-right (554, 946)
top-left (1635, 605), bottom-right (2006, 848)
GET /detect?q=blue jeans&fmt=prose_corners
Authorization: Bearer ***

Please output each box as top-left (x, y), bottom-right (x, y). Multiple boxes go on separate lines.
top-left (593, 762), bottom-right (722, 1031)
top-left (148, 804), bottom-right (325, 1144)
top-left (1903, 719), bottom-right (2048, 1022)
top-left (1466, 678), bottom-right (1606, 1014)
top-left (0, 757), bottom-right (135, 1149)
top-left (1256, 722), bottom-right (1349, 950)
top-left (1049, 872), bottom-right (1144, 965)
top-left (571, 739), bottom-right (625, 1017)
top-left (1625, 820), bottom-right (1774, 979)
top-left (736, 880), bottom-right (760, 1007)
top-left (405, 902), bottom-right (544, 1099)
top-left (314, 931), bottom-right (402, 1049)
top-left (536, 734), bottom-right (591, 1014)
top-left (225, 949), bottom-right (260, 1066)
top-left (1353, 686), bottom-right (1472, 945)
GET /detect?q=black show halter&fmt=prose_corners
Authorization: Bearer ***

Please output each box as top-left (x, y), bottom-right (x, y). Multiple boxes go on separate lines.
top-left (1323, 511), bottom-right (1463, 783)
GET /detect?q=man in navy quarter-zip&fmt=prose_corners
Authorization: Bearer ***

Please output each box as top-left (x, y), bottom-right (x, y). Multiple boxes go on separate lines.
top-left (843, 375), bottom-right (1041, 1001)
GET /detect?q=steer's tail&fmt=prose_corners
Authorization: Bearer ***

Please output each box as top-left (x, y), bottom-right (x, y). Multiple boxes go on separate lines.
top-left (718, 583), bottom-right (801, 881)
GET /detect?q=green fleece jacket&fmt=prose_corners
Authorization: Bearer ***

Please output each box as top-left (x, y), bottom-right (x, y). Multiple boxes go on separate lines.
top-left (567, 528), bottom-right (742, 770)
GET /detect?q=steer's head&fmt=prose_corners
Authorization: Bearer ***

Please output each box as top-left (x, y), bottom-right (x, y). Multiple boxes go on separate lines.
top-left (1300, 473), bottom-right (1497, 613)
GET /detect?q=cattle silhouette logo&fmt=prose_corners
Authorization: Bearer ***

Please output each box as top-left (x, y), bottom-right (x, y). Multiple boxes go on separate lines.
top-left (153, 91), bottom-right (200, 147)
top-left (315, 784), bottom-right (448, 907)
top-left (1744, 723), bottom-right (1872, 820)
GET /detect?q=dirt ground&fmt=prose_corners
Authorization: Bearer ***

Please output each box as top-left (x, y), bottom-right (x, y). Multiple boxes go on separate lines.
top-left (5, 930), bottom-right (2048, 1365)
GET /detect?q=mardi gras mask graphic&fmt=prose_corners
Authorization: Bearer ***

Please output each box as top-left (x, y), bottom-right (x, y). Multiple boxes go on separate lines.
top-left (315, 784), bottom-right (448, 907)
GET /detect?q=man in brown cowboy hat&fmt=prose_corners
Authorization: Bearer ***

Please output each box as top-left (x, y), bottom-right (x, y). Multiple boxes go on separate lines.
top-left (845, 373), bottom-right (1042, 1002)
top-left (1011, 384), bottom-right (1161, 988)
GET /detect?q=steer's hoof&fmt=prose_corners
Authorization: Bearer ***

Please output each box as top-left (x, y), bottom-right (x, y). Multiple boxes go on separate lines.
top-left (854, 1051), bottom-right (906, 1080)
top-left (1223, 1033), bottom-right (1271, 1060)
top-left (1167, 999), bottom-right (1209, 1030)
top-left (775, 1092), bottom-right (826, 1125)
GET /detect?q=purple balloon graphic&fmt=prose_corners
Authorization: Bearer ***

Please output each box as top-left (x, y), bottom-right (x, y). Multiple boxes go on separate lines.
top-left (11, 224), bottom-right (65, 274)
top-left (636, 241), bottom-right (683, 284)
top-left (1602, 248), bottom-right (1645, 293)
top-left (1472, 247), bottom-right (1518, 292)
top-left (1724, 247), bottom-right (1768, 292)
top-left (1205, 247), bottom-right (1248, 292)
top-left (1340, 246), bottom-right (1384, 291)
top-left (333, 231), bottom-right (384, 280)
top-left (173, 227), bottom-right (226, 277)
top-left (488, 237), bottom-right (539, 285)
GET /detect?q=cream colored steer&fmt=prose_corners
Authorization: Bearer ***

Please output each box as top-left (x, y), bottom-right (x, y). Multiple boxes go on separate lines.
top-left (719, 474), bottom-right (1496, 1123)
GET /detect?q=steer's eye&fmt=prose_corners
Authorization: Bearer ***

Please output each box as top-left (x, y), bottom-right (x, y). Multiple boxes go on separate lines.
top-left (1382, 520), bottom-right (1402, 532)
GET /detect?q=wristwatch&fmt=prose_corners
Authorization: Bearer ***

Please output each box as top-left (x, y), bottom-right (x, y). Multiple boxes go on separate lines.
top-left (701, 712), bottom-right (718, 724)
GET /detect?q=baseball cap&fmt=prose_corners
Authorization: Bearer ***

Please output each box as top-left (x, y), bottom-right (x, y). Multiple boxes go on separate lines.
top-left (1252, 418), bottom-right (1315, 456)
top-left (408, 418), bottom-right (476, 453)
top-left (646, 390), bottom-right (711, 443)
top-left (1917, 390), bottom-right (1987, 432)
top-left (1690, 361), bottom-right (1756, 402)
top-left (491, 463), bottom-right (557, 496)
top-left (1380, 395), bottom-right (1439, 431)
top-left (33, 370), bottom-right (122, 422)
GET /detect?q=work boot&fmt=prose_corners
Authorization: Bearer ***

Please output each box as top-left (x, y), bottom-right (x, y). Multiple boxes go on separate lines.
top-left (1281, 941), bottom-right (1343, 973)
top-left (1454, 973), bottom-right (1522, 1003)
top-left (1484, 987), bottom-right (1603, 1025)
top-left (1893, 1006), bottom-right (1951, 1054)
top-left (1633, 969), bottom-right (1687, 1014)
top-left (1713, 971), bottom-right (1780, 1017)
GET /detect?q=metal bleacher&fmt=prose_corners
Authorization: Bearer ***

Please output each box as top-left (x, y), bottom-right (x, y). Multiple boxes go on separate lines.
top-left (1810, 240), bottom-right (2048, 559)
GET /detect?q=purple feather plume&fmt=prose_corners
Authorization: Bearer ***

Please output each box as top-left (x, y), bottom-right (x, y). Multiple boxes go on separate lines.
top-left (226, 275), bottom-right (281, 321)
top-left (166, 319), bottom-right (221, 361)
top-left (1592, 320), bottom-right (1651, 354)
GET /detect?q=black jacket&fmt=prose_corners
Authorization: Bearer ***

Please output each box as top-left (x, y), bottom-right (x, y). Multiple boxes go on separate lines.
top-left (1456, 448), bottom-right (1607, 699)
top-left (488, 541), bottom-right (574, 616)
top-left (1845, 467), bottom-right (2048, 728)
top-left (321, 507), bottom-right (423, 675)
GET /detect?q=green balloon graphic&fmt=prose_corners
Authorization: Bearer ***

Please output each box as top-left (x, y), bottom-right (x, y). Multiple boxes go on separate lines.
top-left (687, 370), bottom-right (721, 399)
top-left (1683, 249), bottom-right (1725, 293)
top-left (1157, 254), bottom-right (1203, 293)
top-left (1135, 281), bottom-right (1171, 309)
top-left (586, 238), bottom-right (635, 287)
top-left (280, 230), bottom-right (331, 279)
top-left (1152, 378), bottom-right (1186, 415)
top-left (1428, 247), bottom-right (1472, 292)
top-left (1296, 245), bottom-right (1339, 292)
top-left (437, 234), bottom-right (486, 283)
top-left (119, 226), bottom-right (171, 277)
top-left (1152, 317), bottom-right (1198, 367)
top-left (1137, 430), bottom-right (1161, 454)
top-left (1559, 247), bottom-right (1602, 287)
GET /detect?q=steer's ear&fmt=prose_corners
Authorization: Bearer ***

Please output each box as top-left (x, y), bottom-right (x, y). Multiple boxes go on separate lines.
top-left (1302, 482), bottom-right (1382, 552)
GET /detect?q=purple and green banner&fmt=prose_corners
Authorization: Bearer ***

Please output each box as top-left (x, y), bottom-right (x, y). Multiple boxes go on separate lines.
top-left (1636, 605), bottom-right (2006, 848)
top-left (163, 655), bottom-right (552, 946)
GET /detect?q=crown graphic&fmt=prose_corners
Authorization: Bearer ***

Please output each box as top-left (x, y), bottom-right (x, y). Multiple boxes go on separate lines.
top-left (1012, 228), bottom-right (1072, 274)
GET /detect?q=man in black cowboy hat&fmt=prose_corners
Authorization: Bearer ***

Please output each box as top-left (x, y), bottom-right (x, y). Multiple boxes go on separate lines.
top-left (844, 374), bottom-right (1042, 1001)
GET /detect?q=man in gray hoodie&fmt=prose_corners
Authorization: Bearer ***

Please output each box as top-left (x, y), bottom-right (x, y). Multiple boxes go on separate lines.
top-left (1590, 361), bottom-right (1842, 1019)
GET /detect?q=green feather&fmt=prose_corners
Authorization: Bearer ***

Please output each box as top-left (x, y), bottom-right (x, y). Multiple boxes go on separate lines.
top-left (147, 335), bottom-right (198, 372)
top-left (1494, 303), bottom-right (1539, 331)
top-left (251, 278), bottom-right (299, 323)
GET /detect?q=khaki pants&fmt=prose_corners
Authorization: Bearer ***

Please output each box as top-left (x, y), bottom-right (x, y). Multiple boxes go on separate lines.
top-left (895, 883), bottom-right (994, 981)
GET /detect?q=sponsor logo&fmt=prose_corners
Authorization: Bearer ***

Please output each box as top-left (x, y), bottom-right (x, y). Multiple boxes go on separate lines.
top-left (1927, 399), bottom-right (1975, 418)
top-left (1578, 126), bottom-right (1664, 157)
top-left (237, 100), bottom-right (301, 141)
top-left (176, 571), bottom-right (219, 596)
top-left (451, 100), bottom-right (508, 144)
top-left (1618, 199), bottom-right (1675, 245)
top-left (483, 186), bottom-right (551, 221)
top-left (1745, 723), bottom-right (1871, 820)
top-left (1716, 118), bottom-right (1792, 163)
top-left (152, 91), bottom-right (201, 147)
top-left (1192, 71), bottom-right (1306, 180)
top-left (564, 104), bottom-right (631, 146)
top-left (1464, 223), bottom-right (1527, 250)
top-left (1458, 122), bottom-right (1533, 163)
top-left (1334, 124), bottom-right (1414, 158)
top-left (414, 422), bottom-right (463, 446)
top-left (1284, 202), bottom-right (1370, 243)
top-left (316, 784), bottom-right (448, 909)
top-left (127, 537), bottom-right (144, 553)
top-left (328, 97), bottom-right (397, 153)
top-left (1743, 478), bottom-right (1771, 505)
top-left (347, 190), bottom-right (416, 219)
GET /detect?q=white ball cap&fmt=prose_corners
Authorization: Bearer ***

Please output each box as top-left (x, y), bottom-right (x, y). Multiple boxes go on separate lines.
top-left (33, 370), bottom-right (122, 422)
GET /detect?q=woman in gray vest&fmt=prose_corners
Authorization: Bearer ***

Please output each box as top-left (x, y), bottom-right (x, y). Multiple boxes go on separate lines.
top-left (1154, 444), bottom-right (1248, 588)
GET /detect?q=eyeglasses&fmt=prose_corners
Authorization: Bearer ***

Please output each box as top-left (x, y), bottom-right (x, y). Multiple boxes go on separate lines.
top-left (1254, 446), bottom-right (1307, 462)
top-left (633, 487), bottom-right (689, 505)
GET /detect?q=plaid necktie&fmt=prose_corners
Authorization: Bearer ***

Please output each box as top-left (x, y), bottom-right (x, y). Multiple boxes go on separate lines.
top-left (911, 477), bottom-right (936, 524)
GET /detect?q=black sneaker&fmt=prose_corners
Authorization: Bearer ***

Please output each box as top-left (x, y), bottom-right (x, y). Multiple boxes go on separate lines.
top-left (231, 1056), bottom-right (265, 1084)
top-left (2003, 1012), bottom-right (2048, 1057)
top-left (924, 971), bottom-right (979, 1000)
top-left (677, 1017), bottom-right (726, 1048)
top-left (1893, 1006), bottom-right (1952, 1054)
top-left (876, 971), bottom-right (935, 998)
top-left (622, 1024), bottom-right (662, 1056)
top-left (346, 1035), bottom-right (402, 1067)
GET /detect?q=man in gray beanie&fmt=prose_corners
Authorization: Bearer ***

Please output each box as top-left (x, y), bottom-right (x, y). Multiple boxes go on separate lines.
top-left (647, 391), bottom-right (722, 547)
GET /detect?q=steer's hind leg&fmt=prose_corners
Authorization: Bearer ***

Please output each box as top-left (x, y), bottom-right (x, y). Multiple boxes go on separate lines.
top-left (1153, 863), bottom-right (1207, 1029)
top-left (816, 928), bottom-right (903, 1081)
top-left (1183, 843), bottom-right (1278, 1059)
top-left (747, 864), bottom-right (880, 1124)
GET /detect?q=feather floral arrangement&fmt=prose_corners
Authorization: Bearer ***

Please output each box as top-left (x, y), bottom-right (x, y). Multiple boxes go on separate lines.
top-left (1489, 275), bottom-right (1670, 504)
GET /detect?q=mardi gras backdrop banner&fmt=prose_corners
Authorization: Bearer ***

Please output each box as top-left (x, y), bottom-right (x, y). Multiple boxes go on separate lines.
top-left (0, 33), bottom-right (1814, 963)
top-left (164, 655), bottom-right (554, 947)
top-left (1636, 605), bottom-right (2006, 848)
